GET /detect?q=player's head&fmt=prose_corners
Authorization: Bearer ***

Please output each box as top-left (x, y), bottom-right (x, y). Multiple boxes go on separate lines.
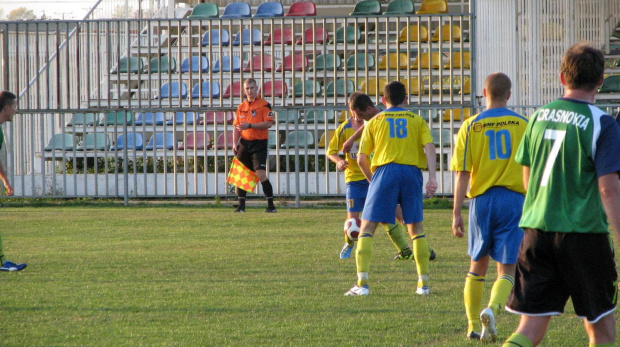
top-left (243, 78), bottom-right (259, 101)
top-left (560, 43), bottom-right (604, 92)
top-left (383, 81), bottom-right (407, 107)
top-left (483, 72), bottom-right (511, 101)
top-left (0, 91), bottom-right (17, 124)
top-left (348, 92), bottom-right (376, 121)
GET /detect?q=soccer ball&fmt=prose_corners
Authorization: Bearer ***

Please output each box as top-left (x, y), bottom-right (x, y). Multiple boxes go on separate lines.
top-left (344, 217), bottom-right (362, 241)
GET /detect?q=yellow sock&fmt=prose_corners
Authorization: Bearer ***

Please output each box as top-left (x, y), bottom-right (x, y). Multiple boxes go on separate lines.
top-left (344, 233), bottom-right (354, 246)
top-left (382, 222), bottom-right (409, 252)
top-left (589, 343), bottom-right (615, 347)
top-left (464, 272), bottom-right (484, 333)
top-left (503, 333), bottom-right (532, 347)
top-left (412, 234), bottom-right (430, 287)
top-left (356, 233), bottom-right (373, 287)
top-left (488, 274), bottom-right (514, 316)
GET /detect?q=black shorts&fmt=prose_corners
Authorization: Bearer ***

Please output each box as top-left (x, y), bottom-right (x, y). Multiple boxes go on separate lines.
top-left (236, 138), bottom-right (268, 172)
top-left (506, 228), bottom-right (618, 323)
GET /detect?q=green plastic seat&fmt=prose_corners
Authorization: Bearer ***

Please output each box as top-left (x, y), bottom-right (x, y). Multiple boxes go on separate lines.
top-left (268, 130), bottom-right (280, 148)
top-left (314, 54), bottom-right (342, 71)
top-left (44, 133), bottom-right (76, 151)
top-left (334, 26), bottom-right (361, 44)
top-left (187, 3), bottom-right (219, 19)
top-left (66, 113), bottom-right (98, 127)
top-left (350, 0), bottom-right (382, 15)
top-left (431, 129), bottom-right (452, 147)
top-left (276, 110), bottom-right (299, 124)
top-left (149, 56), bottom-right (177, 74)
top-left (304, 110), bottom-right (336, 123)
top-left (346, 53), bottom-right (376, 70)
top-left (598, 75), bottom-right (620, 93)
top-left (326, 79), bottom-right (356, 97)
top-left (384, 0), bottom-right (415, 15)
top-left (98, 111), bottom-right (133, 126)
top-left (76, 133), bottom-right (111, 151)
top-left (282, 130), bottom-right (315, 149)
top-left (294, 80), bottom-right (322, 97)
top-left (111, 57), bottom-right (143, 74)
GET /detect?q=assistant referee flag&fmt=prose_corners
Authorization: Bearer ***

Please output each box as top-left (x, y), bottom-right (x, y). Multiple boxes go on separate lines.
top-left (227, 157), bottom-right (259, 193)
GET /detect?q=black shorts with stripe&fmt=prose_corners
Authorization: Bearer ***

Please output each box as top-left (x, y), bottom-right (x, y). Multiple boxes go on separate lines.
top-left (507, 228), bottom-right (618, 323)
top-left (236, 138), bottom-right (268, 172)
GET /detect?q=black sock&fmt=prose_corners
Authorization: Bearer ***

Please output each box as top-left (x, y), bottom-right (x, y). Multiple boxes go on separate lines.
top-left (261, 179), bottom-right (275, 208)
top-left (237, 188), bottom-right (247, 210)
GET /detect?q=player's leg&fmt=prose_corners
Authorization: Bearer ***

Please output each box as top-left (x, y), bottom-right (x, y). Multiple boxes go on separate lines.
top-left (584, 313), bottom-right (616, 346)
top-left (381, 222), bottom-right (411, 258)
top-left (0, 233), bottom-right (26, 272)
top-left (481, 262), bottom-right (516, 342)
top-left (503, 315), bottom-right (550, 347)
top-left (393, 205), bottom-right (436, 261)
top-left (464, 256), bottom-right (489, 339)
top-left (345, 220), bottom-right (377, 296)
top-left (340, 211), bottom-right (361, 259)
top-left (341, 181), bottom-right (367, 259)
top-left (252, 142), bottom-right (276, 213)
top-left (234, 141), bottom-right (251, 212)
top-left (408, 222), bottom-right (430, 295)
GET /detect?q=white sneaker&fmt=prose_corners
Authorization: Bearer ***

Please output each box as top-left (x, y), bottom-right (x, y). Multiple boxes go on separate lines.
top-left (480, 307), bottom-right (497, 342)
top-left (416, 286), bottom-right (430, 295)
top-left (344, 285), bottom-right (369, 296)
top-left (339, 243), bottom-right (354, 259)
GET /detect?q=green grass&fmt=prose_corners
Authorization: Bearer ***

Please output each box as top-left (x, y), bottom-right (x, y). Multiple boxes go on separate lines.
top-left (0, 205), bottom-right (608, 346)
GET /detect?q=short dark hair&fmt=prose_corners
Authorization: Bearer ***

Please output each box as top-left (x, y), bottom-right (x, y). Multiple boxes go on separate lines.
top-left (560, 43), bottom-right (604, 91)
top-left (348, 91), bottom-right (374, 111)
top-left (0, 91), bottom-right (16, 112)
top-left (485, 72), bottom-right (511, 100)
top-left (383, 81), bottom-right (407, 106)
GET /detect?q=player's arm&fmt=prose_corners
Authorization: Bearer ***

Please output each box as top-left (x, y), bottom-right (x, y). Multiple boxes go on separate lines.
top-left (232, 111), bottom-right (241, 154)
top-left (452, 171), bottom-right (470, 238)
top-left (357, 153), bottom-right (372, 182)
top-left (522, 166), bottom-right (530, 190)
top-left (599, 172), bottom-right (620, 242)
top-left (342, 124), bottom-right (364, 153)
top-left (327, 153), bottom-right (348, 172)
top-left (0, 160), bottom-right (13, 196)
top-left (423, 142), bottom-right (438, 197)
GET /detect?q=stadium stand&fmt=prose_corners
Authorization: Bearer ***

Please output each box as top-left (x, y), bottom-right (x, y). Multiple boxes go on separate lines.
top-left (149, 56), bottom-right (177, 74)
top-left (212, 55), bottom-right (241, 73)
top-left (360, 77), bottom-right (388, 96)
top-left (432, 24), bottom-right (462, 42)
top-left (99, 111), bottom-right (133, 126)
top-left (179, 131), bottom-right (211, 150)
top-left (268, 130), bottom-right (280, 148)
top-left (294, 80), bottom-right (322, 97)
top-left (243, 54), bottom-right (273, 72)
top-left (379, 52), bottom-right (410, 70)
top-left (262, 80), bottom-right (289, 98)
top-left (350, 0), bottom-right (382, 16)
top-left (201, 29), bottom-right (230, 46)
top-left (442, 108), bottom-right (471, 121)
top-left (304, 110), bottom-right (336, 123)
top-left (216, 132), bottom-right (234, 149)
top-left (276, 109), bottom-right (299, 124)
top-left (445, 51), bottom-right (470, 69)
top-left (134, 112), bottom-right (165, 126)
top-left (158, 82), bottom-right (188, 99)
top-left (220, 2), bottom-right (252, 18)
top-left (346, 53), bottom-right (375, 70)
top-left (263, 27), bottom-right (295, 45)
top-left (285, 1), bottom-right (317, 17)
top-left (202, 111), bottom-right (234, 125)
top-left (180, 56), bottom-right (209, 73)
top-left (111, 132), bottom-right (144, 151)
top-left (296, 27), bottom-right (329, 45)
top-left (166, 112), bottom-right (199, 125)
top-left (416, 0), bottom-right (449, 14)
top-left (187, 3), bottom-right (219, 19)
top-left (66, 113), bottom-right (98, 127)
top-left (333, 26), bottom-right (361, 44)
top-left (317, 129), bottom-right (335, 148)
top-left (326, 79), bottom-right (355, 97)
top-left (253, 2), bottom-right (284, 17)
top-left (222, 82), bottom-right (242, 98)
top-left (411, 52), bottom-right (442, 69)
top-left (398, 25), bottom-right (429, 42)
top-left (384, 0), bottom-right (416, 15)
top-left (44, 134), bottom-right (76, 151)
top-left (76, 133), bottom-right (111, 151)
top-left (276, 53), bottom-right (309, 72)
top-left (190, 82), bottom-right (221, 99)
top-left (598, 75), bottom-right (620, 93)
top-left (283, 130), bottom-right (315, 148)
top-left (111, 57), bottom-right (144, 74)
top-left (313, 54), bottom-right (342, 71)
top-left (232, 28), bottom-right (263, 46)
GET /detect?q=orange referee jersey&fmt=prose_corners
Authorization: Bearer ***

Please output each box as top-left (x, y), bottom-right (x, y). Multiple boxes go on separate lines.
top-left (234, 97), bottom-right (274, 140)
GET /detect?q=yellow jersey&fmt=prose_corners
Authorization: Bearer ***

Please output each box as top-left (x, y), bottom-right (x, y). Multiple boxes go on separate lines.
top-left (326, 118), bottom-right (366, 182)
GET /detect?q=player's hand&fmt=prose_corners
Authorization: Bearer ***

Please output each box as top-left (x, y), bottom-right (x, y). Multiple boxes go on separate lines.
top-left (452, 214), bottom-right (464, 238)
top-left (425, 179), bottom-right (438, 197)
top-left (232, 146), bottom-right (237, 155)
top-left (342, 138), bottom-right (354, 154)
top-left (336, 160), bottom-right (348, 172)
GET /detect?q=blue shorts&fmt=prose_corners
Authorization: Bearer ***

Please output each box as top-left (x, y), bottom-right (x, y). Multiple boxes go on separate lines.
top-left (346, 180), bottom-right (369, 213)
top-left (468, 186), bottom-right (524, 263)
top-left (364, 163), bottom-right (423, 224)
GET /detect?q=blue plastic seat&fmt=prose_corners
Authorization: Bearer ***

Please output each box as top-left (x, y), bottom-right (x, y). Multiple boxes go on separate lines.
top-left (166, 112), bottom-right (199, 125)
top-left (159, 82), bottom-right (188, 99)
top-left (212, 55), bottom-right (241, 73)
top-left (134, 112), bottom-right (165, 126)
top-left (201, 29), bottom-right (230, 46)
top-left (220, 2), bottom-right (251, 18)
top-left (181, 56), bottom-right (209, 73)
top-left (232, 29), bottom-right (262, 46)
top-left (145, 132), bottom-right (176, 150)
top-left (191, 81), bottom-right (221, 99)
top-left (111, 132), bottom-right (144, 150)
top-left (253, 2), bottom-right (284, 17)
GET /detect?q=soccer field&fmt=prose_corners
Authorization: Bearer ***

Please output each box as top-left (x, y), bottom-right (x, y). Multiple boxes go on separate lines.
top-left (0, 204), bottom-right (607, 346)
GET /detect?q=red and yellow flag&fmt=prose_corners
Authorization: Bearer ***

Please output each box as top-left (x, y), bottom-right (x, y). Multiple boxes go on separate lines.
top-left (226, 157), bottom-right (259, 193)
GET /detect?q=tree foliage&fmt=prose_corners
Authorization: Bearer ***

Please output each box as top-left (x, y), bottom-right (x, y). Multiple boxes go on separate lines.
top-left (7, 7), bottom-right (37, 21)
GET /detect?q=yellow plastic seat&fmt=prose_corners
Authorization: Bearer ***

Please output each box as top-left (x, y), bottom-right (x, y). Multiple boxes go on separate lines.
top-left (379, 52), bottom-right (410, 70)
top-left (318, 129), bottom-right (335, 148)
top-left (398, 25), bottom-right (429, 43)
top-left (416, 0), bottom-right (448, 14)
top-left (445, 51), bottom-right (470, 69)
top-left (359, 77), bottom-right (388, 96)
top-left (411, 52), bottom-right (442, 69)
top-left (462, 78), bottom-right (471, 95)
top-left (432, 24), bottom-right (461, 42)
top-left (402, 77), bottom-right (425, 95)
top-left (442, 108), bottom-right (472, 122)
top-left (339, 110), bottom-right (352, 123)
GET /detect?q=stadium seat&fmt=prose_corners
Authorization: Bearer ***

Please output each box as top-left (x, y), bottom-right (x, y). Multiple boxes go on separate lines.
top-left (201, 29), bottom-right (230, 46)
top-left (462, 78), bottom-right (471, 95)
top-left (203, 111), bottom-right (234, 125)
top-left (268, 130), bottom-right (280, 148)
top-left (253, 2), bottom-right (284, 17)
top-left (304, 110), bottom-right (335, 123)
top-left (99, 111), bottom-right (133, 126)
top-left (416, 0), bottom-right (448, 14)
top-left (346, 53), bottom-right (375, 70)
top-left (145, 132), bottom-right (176, 150)
top-left (166, 112), bottom-right (199, 125)
top-left (66, 113), bottom-right (97, 127)
top-left (262, 80), bottom-right (289, 98)
top-left (402, 77), bottom-right (425, 95)
top-left (598, 75), bottom-right (620, 93)
top-left (111, 57), bottom-right (144, 74)
top-left (263, 27), bottom-right (294, 45)
top-left (294, 80), bottom-right (322, 97)
top-left (159, 82), bottom-right (188, 99)
top-left (111, 132), bottom-right (144, 151)
top-left (216, 132), bottom-right (235, 149)
top-left (276, 53), bottom-right (309, 72)
top-left (76, 133), bottom-right (111, 151)
top-left (275, 109), bottom-right (299, 124)
top-left (149, 56), bottom-right (177, 73)
top-left (350, 0), bottom-right (382, 16)
top-left (179, 131), bottom-right (211, 150)
top-left (398, 25), bottom-right (429, 42)
top-left (243, 54), bottom-right (273, 72)
top-left (317, 129), bottom-right (335, 148)
top-left (220, 2), bottom-right (251, 18)
top-left (313, 54), bottom-right (342, 71)
top-left (411, 52), bottom-right (442, 69)
top-left (44, 133), bottom-right (76, 151)
top-left (180, 56), bottom-right (209, 73)
top-left (296, 27), bottom-right (329, 45)
top-left (333, 26), bottom-right (361, 44)
top-left (384, 0), bottom-right (415, 15)
top-left (442, 108), bottom-right (472, 122)
top-left (187, 3), bottom-right (219, 19)
top-left (212, 55), bottom-right (241, 73)
top-left (232, 28), bottom-right (263, 46)
top-left (191, 81), bottom-right (221, 99)
top-left (326, 79), bottom-right (355, 97)
top-left (431, 129), bottom-right (452, 147)
top-left (282, 130), bottom-right (315, 148)
top-left (379, 52), bottom-right (410, 70)
top-left (432, 24), bottom-right (461, 42)
top-left (360, 77), bottom-right (388, 96)
top-left (285, 1), bottom-right (317, 16)
top-left (445, 51), bottom-right (470, 69)
top-left (222, 82), bottom-right (242, 98)
top-left (134, 112), bottom-right (165, 126)
top-left (338, 110), bottom-right (352, 123)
